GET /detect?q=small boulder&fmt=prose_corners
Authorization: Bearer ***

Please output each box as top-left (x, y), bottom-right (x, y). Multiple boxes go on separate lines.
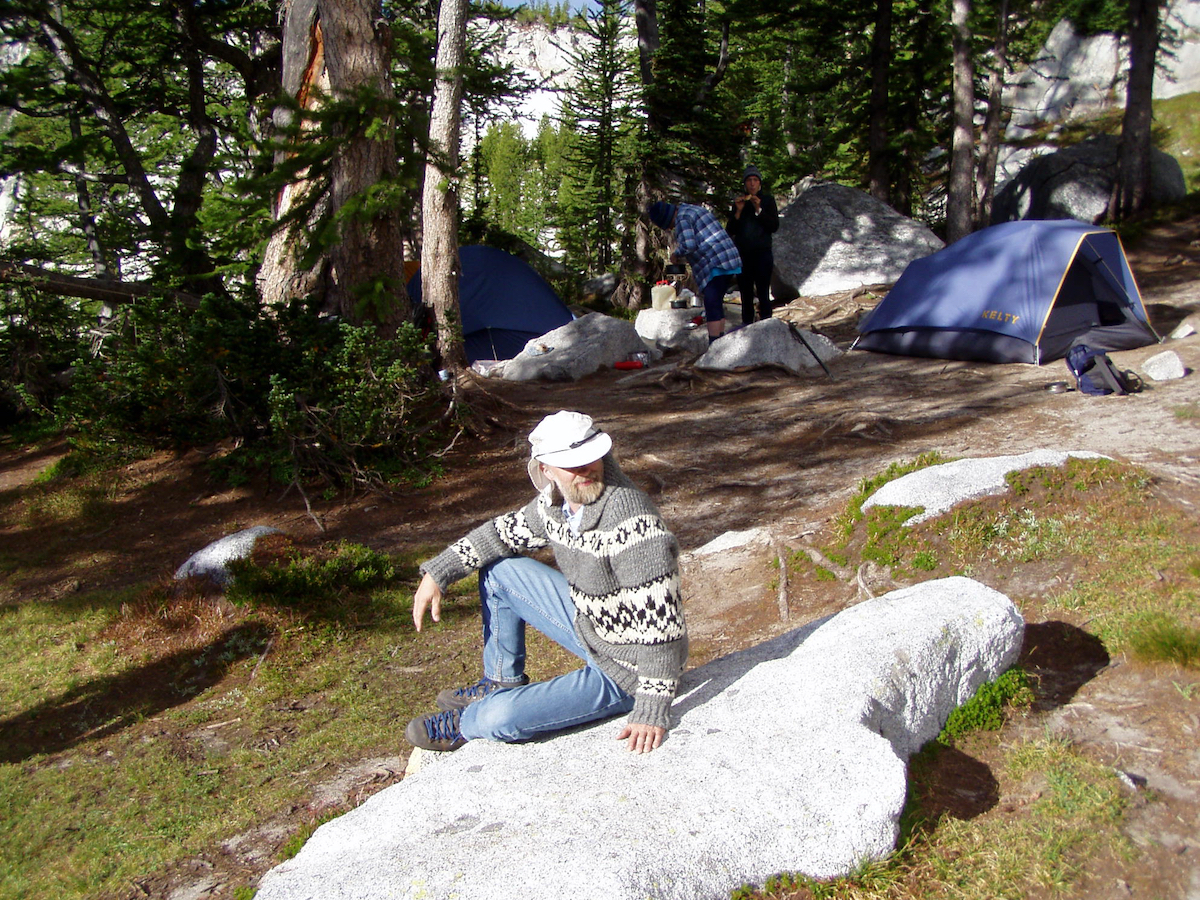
top-left (175, 526), bottom-right (282, 586)
top-left (634, 307), bottom-right (707, 353)
top-left (697, 317), bottom-right (841, 374)
top-left (581, 273), bottom-right (617, 300)
top-left (502, 313), bottom-right (656, 381)
top-left (1141, 350), bottom-right (1187, 381)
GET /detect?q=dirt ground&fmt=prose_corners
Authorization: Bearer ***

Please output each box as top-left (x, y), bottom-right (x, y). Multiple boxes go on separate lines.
top-left (2, 214), bottom-right (1199, 899)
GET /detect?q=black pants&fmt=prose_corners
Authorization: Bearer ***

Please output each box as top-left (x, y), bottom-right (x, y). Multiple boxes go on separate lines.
top-left (738, 248), bottom-right (774, 325)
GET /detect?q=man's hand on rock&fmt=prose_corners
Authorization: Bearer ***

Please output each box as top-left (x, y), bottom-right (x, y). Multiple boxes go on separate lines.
top-left (618, 722), bottom-right (666, 753)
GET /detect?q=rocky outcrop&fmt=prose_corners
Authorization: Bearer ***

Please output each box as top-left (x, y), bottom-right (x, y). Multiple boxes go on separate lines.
top-left (992, 135), bottom-right (1187, 224)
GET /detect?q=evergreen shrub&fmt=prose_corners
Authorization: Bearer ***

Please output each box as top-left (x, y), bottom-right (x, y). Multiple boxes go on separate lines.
top-left (54, 293), bottom-right (448, 486)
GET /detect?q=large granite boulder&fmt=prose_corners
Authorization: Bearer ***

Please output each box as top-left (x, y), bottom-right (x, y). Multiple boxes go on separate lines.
top-left (771, 181), bottom-right (944, 301)
top-left (255, 576), bottom-right (1023, 900)
top-left (993, 135), bottom-right (1186, 224)
top-left (502, 312), bottom-right (656, 381)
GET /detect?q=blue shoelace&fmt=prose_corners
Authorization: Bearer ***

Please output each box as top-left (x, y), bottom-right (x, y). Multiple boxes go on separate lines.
top-left (454, 677), bottom-right (501, 700)
top-left (424, 709), bottom-right (461, 741)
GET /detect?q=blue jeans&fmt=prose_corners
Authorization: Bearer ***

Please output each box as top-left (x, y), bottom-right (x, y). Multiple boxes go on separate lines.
top-left (702, 273), bottom-right (733, 324)
top-left (458, 557), bottom-right (634, 743)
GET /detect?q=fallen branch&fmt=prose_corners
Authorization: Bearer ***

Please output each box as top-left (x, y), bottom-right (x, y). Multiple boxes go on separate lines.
top-left (794, 543), bottom-right (853, 581)
top-left (771, 537), bottom-right (790, 621)
top-left (0, 261), bottom-right (203, 309)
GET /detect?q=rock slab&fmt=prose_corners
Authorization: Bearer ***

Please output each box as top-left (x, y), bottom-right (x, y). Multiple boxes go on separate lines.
top-left (255, 577), bottom-right (1024, 900)
top-left (862, 450), bottom-right (1107, 525)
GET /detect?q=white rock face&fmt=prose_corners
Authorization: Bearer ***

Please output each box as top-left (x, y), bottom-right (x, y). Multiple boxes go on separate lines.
top-left (255, 577), bottom-right (1024, 900)
top-left (862, 450), bottom-right (1108, 525)
top-left (478, 21), bottom-right (585, 136)
top-left (999, 1), bottom-right (1200, 185)
top-left (1156, 0), bottom-right (1200, 98)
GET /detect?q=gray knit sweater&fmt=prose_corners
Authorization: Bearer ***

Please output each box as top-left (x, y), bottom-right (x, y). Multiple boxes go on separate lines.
top-left (419, 455), bottom-right (687, 730)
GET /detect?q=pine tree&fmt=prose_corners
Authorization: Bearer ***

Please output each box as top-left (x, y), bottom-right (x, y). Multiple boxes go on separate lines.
top-left (557, 0), bottom-right (640, 273)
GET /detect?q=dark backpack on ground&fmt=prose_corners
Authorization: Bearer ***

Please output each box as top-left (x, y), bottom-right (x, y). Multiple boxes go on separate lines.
top-left (1064, 344), bottom-right (1144, 396)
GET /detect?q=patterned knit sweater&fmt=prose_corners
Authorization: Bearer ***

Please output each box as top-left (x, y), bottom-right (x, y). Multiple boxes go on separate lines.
top-left (419, 455), bottom-right (687, 730)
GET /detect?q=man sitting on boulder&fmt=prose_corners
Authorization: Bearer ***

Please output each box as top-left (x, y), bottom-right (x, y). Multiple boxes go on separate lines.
top-left (407, 410), bottom-right (688, 755)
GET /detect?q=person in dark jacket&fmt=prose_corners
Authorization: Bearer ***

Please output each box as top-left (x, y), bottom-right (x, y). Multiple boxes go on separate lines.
top-left (727, 164), bottom-right (780, 327)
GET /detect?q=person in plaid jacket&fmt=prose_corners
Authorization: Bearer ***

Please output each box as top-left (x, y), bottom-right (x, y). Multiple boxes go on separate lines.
top-left (648, 201), bottom-right (742, 343)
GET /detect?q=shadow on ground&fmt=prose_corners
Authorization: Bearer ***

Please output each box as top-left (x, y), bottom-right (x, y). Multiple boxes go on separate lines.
top-left (0, 622), bottom-right (274, 763)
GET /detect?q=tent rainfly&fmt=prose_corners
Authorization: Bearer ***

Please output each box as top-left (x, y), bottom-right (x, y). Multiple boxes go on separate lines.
top-left (852, 219), bottom-right (1160, 364)
top-left (407, 245), bottom-right (574, 364)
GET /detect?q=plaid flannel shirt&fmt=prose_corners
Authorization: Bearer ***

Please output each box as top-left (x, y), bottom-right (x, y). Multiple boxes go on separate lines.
top-left (674, 203), bottom-right (742, 289)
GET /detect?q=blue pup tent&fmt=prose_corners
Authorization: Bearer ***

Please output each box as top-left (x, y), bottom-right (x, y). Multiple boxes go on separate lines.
top-left (407, 245), bottom-right (574, 363)
top-left (853, 219), bottom-right (1160, 364)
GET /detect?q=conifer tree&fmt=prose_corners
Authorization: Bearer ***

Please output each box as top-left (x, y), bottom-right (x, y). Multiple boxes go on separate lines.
top-left (557, 0), bottom-right (639, 273)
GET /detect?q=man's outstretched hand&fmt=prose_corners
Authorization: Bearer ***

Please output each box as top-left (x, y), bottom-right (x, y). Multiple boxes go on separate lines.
top-left (618, 722), bottom-right (666, 754)
top-left (412, 572), bottom-right (443, 632)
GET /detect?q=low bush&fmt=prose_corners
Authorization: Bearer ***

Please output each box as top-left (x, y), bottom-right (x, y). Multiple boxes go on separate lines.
top-left (53, 293), bottom-right (453, 487)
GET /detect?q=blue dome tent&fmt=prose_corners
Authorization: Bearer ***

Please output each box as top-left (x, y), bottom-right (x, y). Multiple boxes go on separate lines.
top-left (407, 245), bottom-right (574, 363)
top-left (853, 219), bottom-right (1160, 364)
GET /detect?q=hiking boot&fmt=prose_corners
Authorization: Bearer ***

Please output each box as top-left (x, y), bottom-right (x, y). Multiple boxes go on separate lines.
top-left (405, 708), bottom-right (467, 752)
top-left (435, 674), bottom-right (530, 711)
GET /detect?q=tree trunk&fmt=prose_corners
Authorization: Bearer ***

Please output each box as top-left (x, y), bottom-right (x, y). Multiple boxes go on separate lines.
top-left (946, 0), bottom-right (975, 243)
top-left (633, 0), bottom-right (660, 87)
top-left (259, 0), bottom-right (329, 309)
top-left (1108, 0), bottom-right (1161, 221)
top-left (867, 0), bottom-right (892, 204)
top-left (320, 0), bottom-right (408, 329)
top-left (974, 0), bottom-right (1009, 229)
top-left (69, 113), bottom-right (113, 281)
top-left (259, 0), bottom-right (408, 330)
top-left (421, 0), bottom-right (469, 371)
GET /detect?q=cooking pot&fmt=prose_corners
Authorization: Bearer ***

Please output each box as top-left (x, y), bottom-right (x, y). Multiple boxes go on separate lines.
top-left (664, 264), bottom-right (687, 276)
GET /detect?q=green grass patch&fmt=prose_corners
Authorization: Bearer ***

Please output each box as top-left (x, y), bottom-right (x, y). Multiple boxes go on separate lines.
top-left (1154, 91), bottom-right (1200, 191)
top-left (1173, 402), bottom-right (1200, 422)
top-left (0, 533), bottom-right (583, 900)
top-left (738, 738), bottom-right (1131, 900)
top-left (1126, 613), bottom-right (1200, 668)
top-left (835, 451), bottom-right (950, 540)
top-left (939, 668), bottom-right (1034, 745)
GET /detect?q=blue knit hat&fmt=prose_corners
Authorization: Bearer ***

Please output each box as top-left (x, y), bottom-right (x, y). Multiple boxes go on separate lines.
top-left (647, 201), bottom-right (676, 229)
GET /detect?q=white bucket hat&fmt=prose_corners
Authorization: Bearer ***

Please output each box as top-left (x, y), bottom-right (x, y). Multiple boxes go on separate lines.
top-left (526, 411), bottom-right (612, 490)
